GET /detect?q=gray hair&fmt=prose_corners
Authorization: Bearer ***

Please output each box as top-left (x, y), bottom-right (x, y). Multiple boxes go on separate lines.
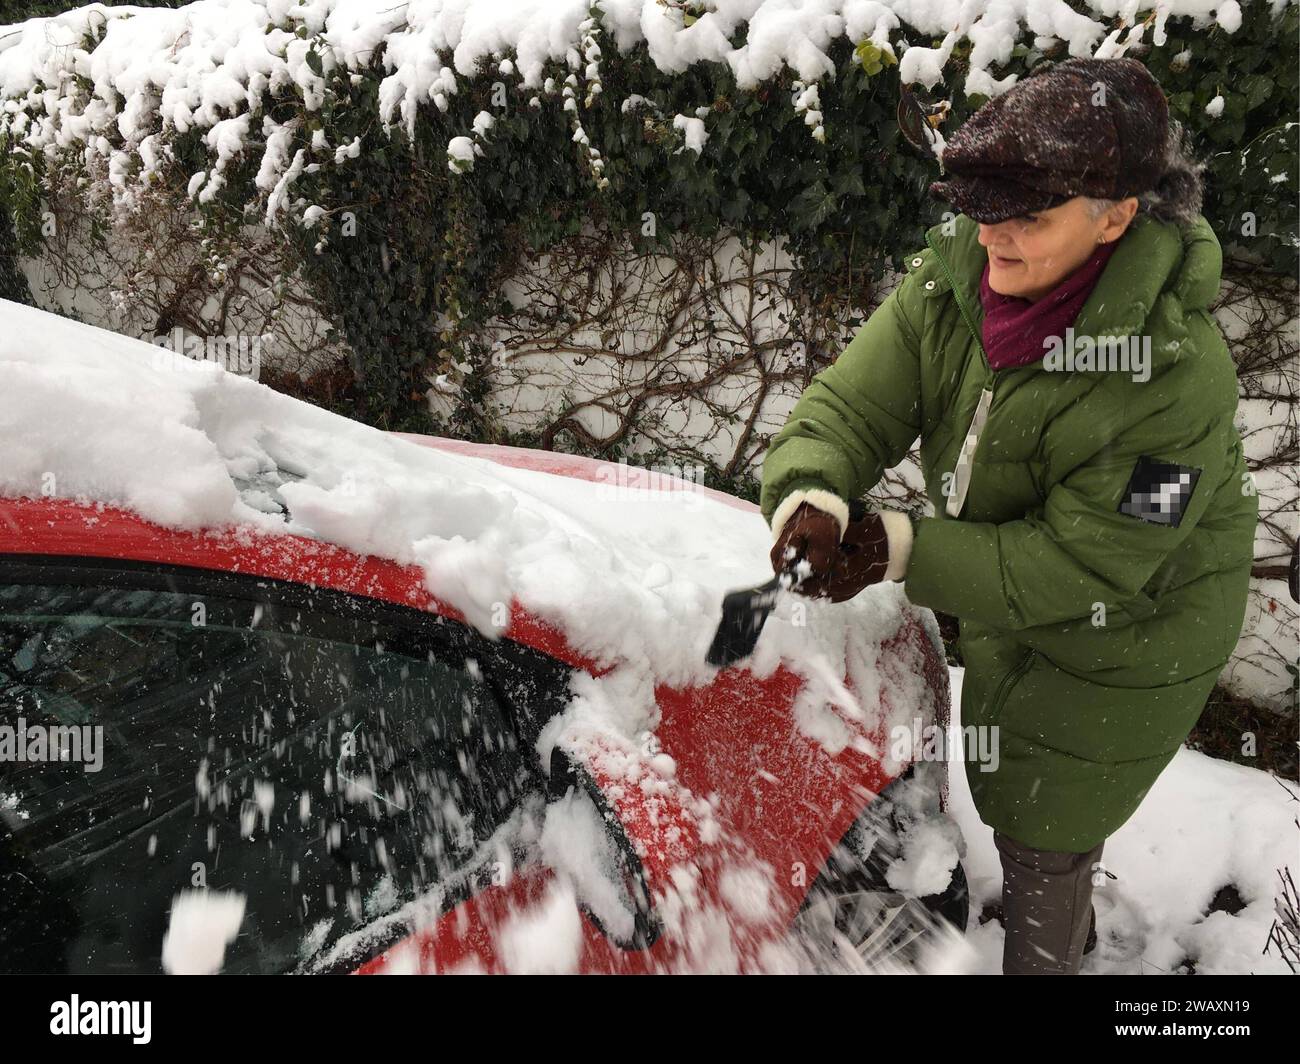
top-left (1085, 118), bottom-right (1206, 225)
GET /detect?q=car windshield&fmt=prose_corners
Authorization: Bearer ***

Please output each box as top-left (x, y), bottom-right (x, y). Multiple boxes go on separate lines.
top-left (0, 563), bottom-right (569, 974)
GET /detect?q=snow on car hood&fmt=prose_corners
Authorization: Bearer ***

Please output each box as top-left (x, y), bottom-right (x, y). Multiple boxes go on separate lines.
top-left (2, 299), bottom-right (930, 675)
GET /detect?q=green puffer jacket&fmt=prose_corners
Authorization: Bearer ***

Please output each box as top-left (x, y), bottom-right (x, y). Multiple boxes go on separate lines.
top-left (760, 211), bottom-right (1257, 852)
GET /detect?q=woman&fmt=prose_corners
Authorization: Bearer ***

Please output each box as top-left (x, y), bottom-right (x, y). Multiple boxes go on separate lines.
top-left (761, 57), bottom-right (1257, 974)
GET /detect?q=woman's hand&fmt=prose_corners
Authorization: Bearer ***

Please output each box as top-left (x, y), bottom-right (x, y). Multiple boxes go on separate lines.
top-left (770, 502), bottom-right (891, 602)
top-left (835, 508), bottom-right (891, 600)
top-left (770, 502), bottom-right (842, 598)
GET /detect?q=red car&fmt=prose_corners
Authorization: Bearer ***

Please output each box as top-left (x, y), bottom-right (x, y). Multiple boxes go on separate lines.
top-left (0, 374), bottom-right (966, 975)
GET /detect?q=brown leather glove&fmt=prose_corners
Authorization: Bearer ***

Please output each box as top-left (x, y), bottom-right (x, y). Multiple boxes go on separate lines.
top-left (834, 505), bottom-right (890, 602)
top-left (770, 499), bottom-right (891, 603)
top-left (770, 502), bottom-right (842, 598)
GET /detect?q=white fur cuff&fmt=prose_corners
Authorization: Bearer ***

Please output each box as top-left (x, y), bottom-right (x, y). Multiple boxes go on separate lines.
top-left (878, 509), bottom-right (914, 582)
top-left (769, 488), bottom-right (850, 544)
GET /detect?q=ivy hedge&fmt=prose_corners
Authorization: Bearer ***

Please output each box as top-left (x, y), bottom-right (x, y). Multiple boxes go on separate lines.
top-left (0, 0), bottom-right (194, 304)
top-left (288, 1), bottom-right (1297, 442)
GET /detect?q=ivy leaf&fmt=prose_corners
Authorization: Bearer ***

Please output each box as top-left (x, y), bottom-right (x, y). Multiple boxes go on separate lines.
top-left (856, 40), bottom-right (888, 78)
top-left (831, 169), bottom-right (866, 198)
top-left (789, 181), bottom-right (837, 228)
top-left (1241, 75), bottom-right (1273, 110)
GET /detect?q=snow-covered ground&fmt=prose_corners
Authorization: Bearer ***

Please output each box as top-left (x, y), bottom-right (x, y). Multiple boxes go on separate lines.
top-left (946, 667), bottom-right (1299, 976)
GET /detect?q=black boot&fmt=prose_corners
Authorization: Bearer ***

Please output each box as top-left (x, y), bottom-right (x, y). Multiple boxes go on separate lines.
top-left (1083, 905), bottom-right (1097, 955)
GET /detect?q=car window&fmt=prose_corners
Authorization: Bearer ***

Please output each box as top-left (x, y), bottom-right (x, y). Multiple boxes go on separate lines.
top-left (0, 560), bottom-right (571, 974)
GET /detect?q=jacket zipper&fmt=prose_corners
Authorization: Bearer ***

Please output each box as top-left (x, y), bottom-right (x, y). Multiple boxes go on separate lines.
top-left (988, 648), bottom-right (1036, 721)
top-left (925, 228), bottom-right (1036, 720)
top-left (925, 230), bottom-right (998, 518)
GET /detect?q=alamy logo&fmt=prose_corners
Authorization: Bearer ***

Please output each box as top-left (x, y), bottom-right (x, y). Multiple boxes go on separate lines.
top-left (1042, 327), bottom-right (1151, 382)
top-left (592, 458), bottom-right (706, 504)
top-left (0, 717), bottom-right (104, 772)
top-left (50, 997), bottom-right (151, 1044)
top-left (150, 325), bottom-right (264, 378)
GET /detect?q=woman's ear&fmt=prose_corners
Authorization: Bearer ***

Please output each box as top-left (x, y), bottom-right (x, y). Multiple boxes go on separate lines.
top-left (1100, 197), bottom-right (1140, 242)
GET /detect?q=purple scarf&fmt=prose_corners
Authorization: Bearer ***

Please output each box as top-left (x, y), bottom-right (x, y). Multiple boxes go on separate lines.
top-left (978, 239), bottom-right (1121, 371)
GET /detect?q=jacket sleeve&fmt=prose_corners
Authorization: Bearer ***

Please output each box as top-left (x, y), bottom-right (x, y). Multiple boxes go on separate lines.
top-left (902, 403), bottom-right (1238, 631)
top-left (759, 269), bottom-right (925, 534)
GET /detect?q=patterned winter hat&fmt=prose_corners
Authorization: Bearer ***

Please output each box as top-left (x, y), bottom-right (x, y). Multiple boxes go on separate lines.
top-left (928, 57), bottom-right (1170, 225)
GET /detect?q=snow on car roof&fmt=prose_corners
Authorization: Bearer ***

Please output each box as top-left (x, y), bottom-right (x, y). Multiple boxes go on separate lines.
top-left (0, 297), bottom-right (940, 763)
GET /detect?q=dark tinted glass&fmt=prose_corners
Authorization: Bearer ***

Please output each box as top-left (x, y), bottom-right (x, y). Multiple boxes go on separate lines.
top-left (0, 570), bottom-right (564, 974)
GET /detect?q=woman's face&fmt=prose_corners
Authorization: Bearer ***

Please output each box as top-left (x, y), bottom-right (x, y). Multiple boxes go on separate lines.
top-left (977, 196), bottom-right (1139, 302)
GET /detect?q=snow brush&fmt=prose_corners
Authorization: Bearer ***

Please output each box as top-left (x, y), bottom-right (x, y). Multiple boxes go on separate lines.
top-left (705, 574), bottom-right (788, 668)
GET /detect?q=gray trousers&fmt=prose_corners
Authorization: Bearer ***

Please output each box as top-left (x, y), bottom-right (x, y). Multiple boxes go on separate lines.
top-left (995, 830), bottom-right (1105, 975)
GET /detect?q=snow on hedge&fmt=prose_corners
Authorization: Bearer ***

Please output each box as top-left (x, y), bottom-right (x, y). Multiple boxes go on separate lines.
top-left (0, 0), bottom-right (1262, 227)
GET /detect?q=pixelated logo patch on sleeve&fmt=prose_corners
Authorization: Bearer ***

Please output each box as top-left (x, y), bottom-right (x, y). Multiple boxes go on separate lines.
top-left (1118, 455), bottom-right (1202, 527)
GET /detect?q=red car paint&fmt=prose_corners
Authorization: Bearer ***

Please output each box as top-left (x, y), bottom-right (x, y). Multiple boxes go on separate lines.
top-left (0, 437), bottom-right (949, 974)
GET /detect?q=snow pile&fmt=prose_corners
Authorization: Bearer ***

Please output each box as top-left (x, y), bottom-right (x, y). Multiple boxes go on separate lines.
top-left (496, 880), bottom-right (587, 975)
top-left (538, 788), bottom-right (639, 948)
top-left (0, 0), bottom-right (1259, 224)
top-left (879, 764), bottom-right (966, 899)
